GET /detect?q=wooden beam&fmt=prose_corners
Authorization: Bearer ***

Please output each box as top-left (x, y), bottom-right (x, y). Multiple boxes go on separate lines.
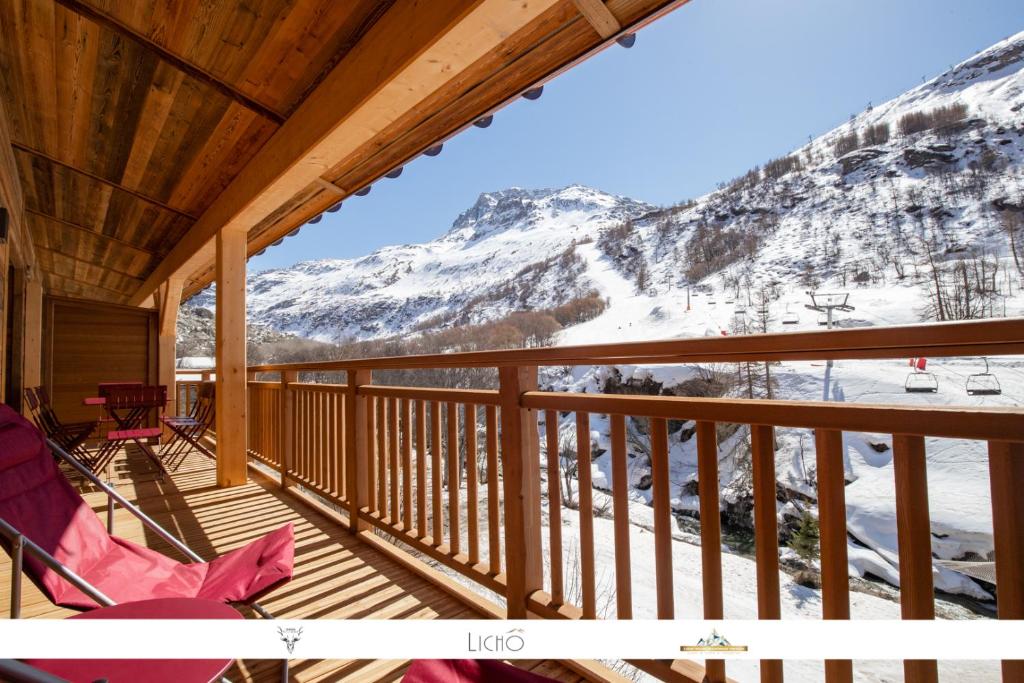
top-left (214, 227), bottom-right (248, 487)
top-left (128, 0), bottom-right (562, 306)
top-left (12, 143), bottom-right (199, 221)
top-left (313, 177), bottom-right (346, 196)
top-left (572, 0), bottom-right (621, 38)
top-left (0, 90), bottom-right (35, 271)
top-left (52, 0), bottom-right (286, 125)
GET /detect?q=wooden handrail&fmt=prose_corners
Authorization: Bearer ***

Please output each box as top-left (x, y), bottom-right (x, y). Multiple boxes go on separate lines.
top-left (245, 318), bottom-right (1024, 371)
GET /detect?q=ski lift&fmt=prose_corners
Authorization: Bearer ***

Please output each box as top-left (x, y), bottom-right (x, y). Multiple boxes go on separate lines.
top-left (905, 357), bottom-right (938, 393)
top-left (782, 303), bottom-right (800, 325)
top-left (817, 313), bottom-right (829, 326)
top-left (966, 357), bottom-right (1001, 396)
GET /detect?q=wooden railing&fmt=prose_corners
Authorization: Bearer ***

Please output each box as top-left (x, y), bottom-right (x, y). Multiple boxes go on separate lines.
top-left (192, 319), bottom-right (1024, 683)
top-left (173, 370), bottom-right (213, 417)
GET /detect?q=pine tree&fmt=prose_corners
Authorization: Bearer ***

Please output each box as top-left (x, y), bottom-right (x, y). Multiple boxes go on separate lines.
top-left (788, 511), bottom-right (820, 561)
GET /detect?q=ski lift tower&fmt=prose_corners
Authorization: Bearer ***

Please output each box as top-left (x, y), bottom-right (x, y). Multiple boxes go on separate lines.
top-left (806, 291), bottom-right (855, 401)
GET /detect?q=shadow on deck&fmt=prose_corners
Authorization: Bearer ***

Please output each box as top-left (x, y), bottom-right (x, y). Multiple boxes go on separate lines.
top-left (0, 447), bottom-right (592, 683)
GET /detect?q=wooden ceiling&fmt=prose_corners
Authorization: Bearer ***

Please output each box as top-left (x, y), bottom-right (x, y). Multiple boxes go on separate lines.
top-left (0, 0), bottom-right (689, 305)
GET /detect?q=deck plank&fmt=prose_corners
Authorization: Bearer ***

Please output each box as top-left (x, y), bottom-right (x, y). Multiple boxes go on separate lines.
top-left (1, 447), bottom-right (587, 682)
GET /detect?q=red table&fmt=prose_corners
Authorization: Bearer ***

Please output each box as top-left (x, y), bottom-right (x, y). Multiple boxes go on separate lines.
top-left (24, 598), bottom-right (241, 683)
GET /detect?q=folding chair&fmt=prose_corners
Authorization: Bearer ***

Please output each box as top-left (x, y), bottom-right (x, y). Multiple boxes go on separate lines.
top-left (23, 387), bottom-right (97, 464)
top-left (91, 385), bottom-right (169, 476)
top-left (161, 381), bottom-right (216, 466)
top-left (0, 403), bottom-right (294, 618)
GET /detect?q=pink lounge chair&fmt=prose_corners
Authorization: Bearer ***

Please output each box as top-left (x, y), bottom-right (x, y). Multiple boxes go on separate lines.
top-left (0, 403), bottom-right (294, 615)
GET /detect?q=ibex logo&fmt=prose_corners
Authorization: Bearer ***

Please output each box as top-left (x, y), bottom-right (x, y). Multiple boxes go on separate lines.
top-left (278, 626), bottom-right (303, 654)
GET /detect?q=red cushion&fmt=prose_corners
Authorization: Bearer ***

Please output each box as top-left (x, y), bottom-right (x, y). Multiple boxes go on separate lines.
top-left (106, 427), bottom-right (163, 440)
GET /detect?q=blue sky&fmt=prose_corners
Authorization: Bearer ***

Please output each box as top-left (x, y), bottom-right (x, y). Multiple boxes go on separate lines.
top-left (249, 0), bottom-right (1024, 272)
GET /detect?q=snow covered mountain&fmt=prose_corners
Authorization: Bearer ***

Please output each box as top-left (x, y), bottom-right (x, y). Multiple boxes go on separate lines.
top-left (191, 185), bottom-right (655, 342)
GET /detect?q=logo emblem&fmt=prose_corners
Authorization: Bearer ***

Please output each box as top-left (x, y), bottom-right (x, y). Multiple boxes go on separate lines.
top-left (680, 629), bottom-right (748, 653)
top-left (278, 626), bottom-right (303, 654)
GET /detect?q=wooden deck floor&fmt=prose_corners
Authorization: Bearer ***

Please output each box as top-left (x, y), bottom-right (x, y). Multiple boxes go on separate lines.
top-left (0, 448), bottom-right (593, 683)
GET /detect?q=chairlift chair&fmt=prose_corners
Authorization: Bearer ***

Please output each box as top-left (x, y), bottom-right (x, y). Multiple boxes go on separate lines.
top-left (782, 304), bottom-right (799, 325)
top-left (905, 372), bottom-right (939, 393)
top-left (817, 313), bottom-right (829, 326)
top-left (966, 357), bottom-right (1001, 396)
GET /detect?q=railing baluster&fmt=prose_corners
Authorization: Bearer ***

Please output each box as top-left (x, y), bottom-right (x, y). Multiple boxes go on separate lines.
top-left (752, 424), bottom-right (783, 683)
top-left (447, 401), bottom-right (461, 555)
top-left (486, 405), bottom-right (501, 576)
top-left (431, 400), bottom-right (443, 545)
top-left (337, 391), bottom-right (346, 499)
top-left (401, 398), bottom-right (412, 531)
top-left (377, 396), bottom-right (387, 517)
top-left (545, 409), bottom-right (564, 606)
top-left (576, 411), bottom-right (596, 619)
top-left (366, 395), bottom-right (377, 513)
top-left (650, 417), bottom-right (673, 619)
top-left (416, 400), bottom-right (427, 539)
top-left (697, 421), bottom-right (725, 683)
top-left (815, 428), bottom-right (852, 683)
top-left (281, 371), bottom-right (297, 488)
top-left (466, 404), bottom-right (480, 567)
top-left (989, 440), bottom-right (1024, 683)
top-left (610, 413), bottom-right (632, 619)
top-left (893, 434), bottom-right (937, 683)
top-left (389, 397), bottom-right (400, 524)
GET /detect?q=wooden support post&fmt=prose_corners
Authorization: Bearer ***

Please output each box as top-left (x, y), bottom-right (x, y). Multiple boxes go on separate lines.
top-left (21, 277), bottom-right (42, 410)
top-left (988, 441), bottom-right (1024, 682)
top-left (156, 278), bottom-right (183, 439)
top-left (751, 424), bottom-right (783, 683)
top-left (498, 365), bottom-right (542, 619)
top-left (280, 370), bottom-right (298, 488)
top-left (214, 227), bottom-right (247, 487)
top-left (893, 434), bottom-right (937, 683)
top-left (346, 369), bottom-right (371, 532)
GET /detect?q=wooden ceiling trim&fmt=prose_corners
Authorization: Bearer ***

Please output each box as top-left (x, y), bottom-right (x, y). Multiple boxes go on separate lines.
top-left (35, 244), bottom-right (146, 282)
top-left (131, 0), bottom-right (566, 306)
top-left (52, 0), bottom-right (286, 125)
top-left (27, 214), bottom-right (153, 278)
top-left (13, 142), bottom-right (199, 221)
top-left (571, 0), bottom-right (621, 38)
top-left (42, 272), bottom-right (126, 303)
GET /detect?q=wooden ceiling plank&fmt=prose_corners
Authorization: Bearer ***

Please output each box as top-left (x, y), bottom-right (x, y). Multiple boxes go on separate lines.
top-left (130, 0), bottom-right (566, 305)
top-left (119, 64), bottom-right (186, 188)
top-left (571, 0), bottom-right (621, 38)
top-left (52, 0), bottom-right (287, 125)
top-left (24, 209), bottom-right (157, 258)
top-left (35, 244), bottom-right (144, 282)
top-left (55, 7), bottom-right (101, 171)
top-left (12, 142), bottom-right (199, 220)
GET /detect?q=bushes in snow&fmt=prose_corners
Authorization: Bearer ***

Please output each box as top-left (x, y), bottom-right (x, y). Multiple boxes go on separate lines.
top-left (833, 130), bottom-right (861, 157)
top-left (862, 122), bottom-right (891, 146)
top-left (898, 103), bottom-right (969, 137)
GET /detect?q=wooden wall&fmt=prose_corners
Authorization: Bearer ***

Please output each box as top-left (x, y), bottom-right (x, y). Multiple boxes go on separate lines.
top-left (43, 296), bottom-right (157, 424)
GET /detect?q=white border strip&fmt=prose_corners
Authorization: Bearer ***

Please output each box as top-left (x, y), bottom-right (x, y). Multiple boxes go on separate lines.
top-left (1, 620), bottom-right (1022, 660)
